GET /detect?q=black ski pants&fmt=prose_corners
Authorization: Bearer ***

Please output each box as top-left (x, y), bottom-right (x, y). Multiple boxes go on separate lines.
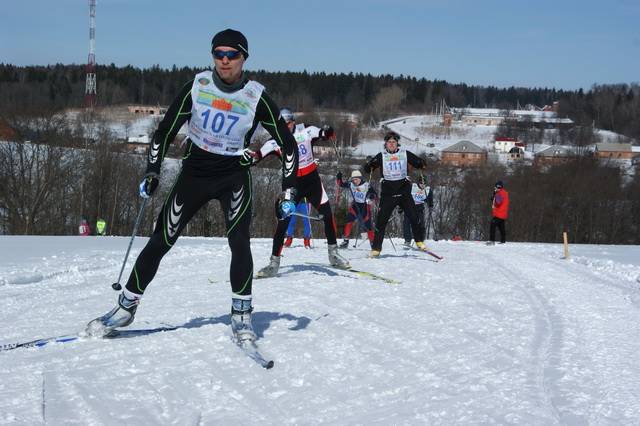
top-left (403, 203), bottom-right (425, 242)
top-left (372, 180), bottom-right (423, 251)
top-left (125, 169), bottom-right (253, 296)
top-left (271, 170), bottom-right (337, 256)
top-left (489, 217), bottom-right (506, 243)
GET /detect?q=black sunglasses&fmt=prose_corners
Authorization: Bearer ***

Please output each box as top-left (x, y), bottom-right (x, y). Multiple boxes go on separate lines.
top-left (213, 50), bottom-right (242, 60)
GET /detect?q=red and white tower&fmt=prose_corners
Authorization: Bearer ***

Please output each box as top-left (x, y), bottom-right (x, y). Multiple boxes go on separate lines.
top-left (84, 0), bottom-right (97, 108)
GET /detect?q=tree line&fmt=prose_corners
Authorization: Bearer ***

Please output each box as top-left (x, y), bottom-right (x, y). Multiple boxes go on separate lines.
top-left (1, 64), bottom-right (639, 140)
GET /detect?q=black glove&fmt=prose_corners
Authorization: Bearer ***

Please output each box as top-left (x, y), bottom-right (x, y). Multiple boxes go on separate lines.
top-left (321, 125), bottom-right (336, 141)
top-left (139, 173), bottom-right (159, 199)
top-left (336, 171), bottom-right (343, 181)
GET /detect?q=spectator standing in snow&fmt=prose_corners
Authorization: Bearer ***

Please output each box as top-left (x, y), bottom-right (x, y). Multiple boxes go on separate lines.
top-left (78, 218), bottom-right (91, 236)
top-left (96, 218), bottom-right (107, 236)
top-left (488, 180), bottom-right (509, 245)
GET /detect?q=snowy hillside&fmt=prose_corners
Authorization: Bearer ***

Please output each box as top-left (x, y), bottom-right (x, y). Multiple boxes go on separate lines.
top-left (351, 114), bottom-right (634, 160)
top-left (1, 236), bottom-right (640, 424)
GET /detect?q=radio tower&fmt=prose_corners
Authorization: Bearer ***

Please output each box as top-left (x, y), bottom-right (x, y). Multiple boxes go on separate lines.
top-left (84, 0), bottom-right (97, 108)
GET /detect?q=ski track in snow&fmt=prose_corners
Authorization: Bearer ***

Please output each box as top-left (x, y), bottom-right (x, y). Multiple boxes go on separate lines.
top-left (1, 236), bottom-right (640, 425)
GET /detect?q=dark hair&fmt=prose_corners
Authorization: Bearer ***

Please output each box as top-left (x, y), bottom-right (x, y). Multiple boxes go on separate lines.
top-left (384, 131), bottom-right (400, 142)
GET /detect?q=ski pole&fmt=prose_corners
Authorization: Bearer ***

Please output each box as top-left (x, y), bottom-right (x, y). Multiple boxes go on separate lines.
top-left (352, 204), bottom-right (371, 248)
top-left (352, 212), bottom-right (362, 248)
top-left (112, 198), bottom-right (148, 291)
top-left (282, 211), bottom-right (324, 221)
top-left (388, 234), bottom-right (398, 253)
top-left (425, 207), bottom-right (432, 240)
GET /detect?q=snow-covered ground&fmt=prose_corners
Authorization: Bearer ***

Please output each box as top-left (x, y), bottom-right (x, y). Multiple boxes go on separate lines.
top-left (1, 236), bottom-right (640, 424)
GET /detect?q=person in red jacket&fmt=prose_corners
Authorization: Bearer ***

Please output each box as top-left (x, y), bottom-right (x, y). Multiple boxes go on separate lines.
top-left (78, 218), bottom-right (91, 236)
top-left (489, 180), bottom-right (509, 244)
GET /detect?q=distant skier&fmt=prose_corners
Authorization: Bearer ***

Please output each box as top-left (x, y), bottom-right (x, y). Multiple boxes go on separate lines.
top-left (254, 108), bottom-right (350, 277)
top-left (284, 198), bottom-right (313, 248)
top-left (364, 131), bottom-right (429, 257)
top-left (488, 180), bottom-right (509, 245)
top-left (403, 181), bottom-right (432, 248)
top-left (336, 170), bottom-right (376, 248)
top-left (86, 29), bottom-right (298, 343)
top-left (96, 218), bottom-right (107, 236)
top-left (78, 218), bottom-right (91, 236)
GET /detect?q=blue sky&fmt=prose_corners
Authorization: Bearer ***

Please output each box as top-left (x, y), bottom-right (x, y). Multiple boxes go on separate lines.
top-left (1, 0), bottom-right (638, 90)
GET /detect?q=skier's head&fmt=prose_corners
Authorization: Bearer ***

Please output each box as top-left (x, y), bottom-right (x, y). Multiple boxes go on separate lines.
top-left (280, 108), bottom-right (296, 131)
top-left (211, 29), bottom-right (248, 84)
top-left (350, 170), bottom-right (363, 185)
top-left (383, 131), bottom-right (400, 153)
top-left (494, 180), bottom-right (504, 190)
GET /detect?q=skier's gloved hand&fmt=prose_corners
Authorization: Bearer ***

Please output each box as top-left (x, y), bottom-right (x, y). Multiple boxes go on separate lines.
top-left (279, 200), bottom-right (296, 218)
top-left (321, 125), bottom-right (336, 141)
top-left (276, 187), bottom-right (297, 219)
top-left (240, 148), bottom-right (258, 166)
top-left (139, 173), bottom-right (159, 199)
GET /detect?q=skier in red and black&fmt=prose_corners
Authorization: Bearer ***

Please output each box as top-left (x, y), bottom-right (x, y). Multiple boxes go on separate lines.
top-left (364, 131), bottom-right (429, 257)
top-left (336, 170), bottom-right (377, 248)
top-left (488, 180), bottom-right (509, 245)
top-left (87, 29), bottom-right (298, 344)
top-left (254, 108), bottom-right (350, 277)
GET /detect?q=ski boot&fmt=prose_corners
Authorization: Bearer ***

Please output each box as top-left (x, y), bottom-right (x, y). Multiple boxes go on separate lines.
top-left (415, 241), bottom-right (429, 252)
top-left (304, 238), bottom-right (312, 249)
top-left (339, 239), bottom-right (349, 249)
top-left (403, 240), bottom-right (412, 250)
top-left (328, 244), bottom-right (351, 269)
top-left (256, 255), bottom-right (280, 278)
top-left (85, 292), bottom-right (139, 337)
top-left (231, 297), bottom-right (256, 343)
top-left (284, 236), bottom-right (293, 248)
top-left (368, 249), bottom-right (381, 258)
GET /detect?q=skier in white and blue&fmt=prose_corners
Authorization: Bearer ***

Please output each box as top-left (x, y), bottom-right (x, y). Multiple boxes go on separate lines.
top-left (402, 181), bottom-right (432, 247)
top-left (87, 29), bottom-right (298, 344)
